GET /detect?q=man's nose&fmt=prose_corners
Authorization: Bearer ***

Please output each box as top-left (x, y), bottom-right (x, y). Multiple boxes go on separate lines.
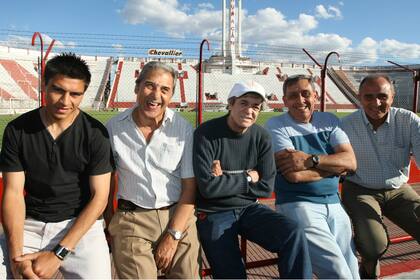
top-left (149, 87), bottom-right (161, 98)
top-left (61, 92), bottom-right (71, 104)
top-left (297, 94), bottom-right (306, 103)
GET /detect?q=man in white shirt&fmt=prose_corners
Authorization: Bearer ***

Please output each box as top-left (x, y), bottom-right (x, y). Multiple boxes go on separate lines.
top-left (340, 74), bottom-right (420, 279)
top-left (105, 61), bottom-right (200, 279)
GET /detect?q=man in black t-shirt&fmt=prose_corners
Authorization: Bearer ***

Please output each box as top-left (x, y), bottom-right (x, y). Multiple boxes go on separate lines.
top-left (193, 80), bottom-right (312, 279)
top-left (0, 53), bottom-right (113, 279)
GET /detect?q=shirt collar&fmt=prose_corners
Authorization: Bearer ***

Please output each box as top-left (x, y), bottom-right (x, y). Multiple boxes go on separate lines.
top-left (361, 108), bottom-right (392, 129)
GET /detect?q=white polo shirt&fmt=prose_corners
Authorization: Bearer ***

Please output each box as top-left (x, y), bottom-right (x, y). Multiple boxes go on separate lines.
top-left (106, 107), bottom-right (195, 209)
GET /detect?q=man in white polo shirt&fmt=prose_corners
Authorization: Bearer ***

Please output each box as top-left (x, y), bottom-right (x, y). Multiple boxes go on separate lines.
top-left (105, 61), bottom-right (200, 279)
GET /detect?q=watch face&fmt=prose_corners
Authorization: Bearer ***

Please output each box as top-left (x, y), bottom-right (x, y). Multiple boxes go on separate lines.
top-left (168, 229), bottom-right (183, 240)
top-left (312, 155), bottom-right (320, 165)
top-left (174, 231), bottom-right (182, 240)
top-left (53, 245), bottom-right (71, 260)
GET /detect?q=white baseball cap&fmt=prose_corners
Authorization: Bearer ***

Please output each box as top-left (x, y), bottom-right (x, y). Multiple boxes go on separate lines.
top-left (228, 80), bottom-right (267, 102)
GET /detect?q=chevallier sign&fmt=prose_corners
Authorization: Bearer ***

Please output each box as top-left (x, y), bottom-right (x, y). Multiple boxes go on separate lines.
top-left (148, 49), bottom-right (183, 56)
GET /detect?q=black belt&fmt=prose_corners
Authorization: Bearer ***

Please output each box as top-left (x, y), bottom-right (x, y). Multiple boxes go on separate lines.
top-left (118, 199), bottom-right (176, 211)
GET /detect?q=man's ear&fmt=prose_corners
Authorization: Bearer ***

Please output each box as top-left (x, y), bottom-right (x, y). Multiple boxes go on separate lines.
top-left (227, 97), bottom-right (235, 110)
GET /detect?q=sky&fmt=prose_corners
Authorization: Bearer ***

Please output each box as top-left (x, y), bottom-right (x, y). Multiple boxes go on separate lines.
top-left (2, 0), bottom-right (420, 66)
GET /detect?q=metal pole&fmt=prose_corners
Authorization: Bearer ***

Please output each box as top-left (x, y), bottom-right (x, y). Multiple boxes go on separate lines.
top-left (414, 71), bottom-right (419, 113)
top-left (321, 52), bottom-right (340, 112)
top-left (31, 32), bottom-right (44, 106)
top-left (37, 57), bottom-right (41, 107)
top-left (197, 39), bottom-right (210, 127)
top-left (302, 49), bottom-right (339, 112)
top-left (387, 60), bottom-right (420, 113)
top-left (302, 48), bottom-right (322, 68)
top-left (31, 32), bottom-right (56, 107)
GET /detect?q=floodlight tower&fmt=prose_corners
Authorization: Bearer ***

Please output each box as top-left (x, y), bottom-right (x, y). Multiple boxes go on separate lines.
top-left (222, 0), bottom-right (226, 57)
top-left (236, 0), bottom-right (242, 58)
top-left (227, 0), bottom-right (236, 61)
top-left (221, 0), bottom-right (243, 73)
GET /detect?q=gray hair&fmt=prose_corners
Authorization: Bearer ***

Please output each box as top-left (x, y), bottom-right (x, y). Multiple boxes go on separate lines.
top-left (135, 61), bottom-right (178, 93)
top-left (282, 74), bottom-right (316, 95)
top-left (359, 74), bottom-right (395, 94)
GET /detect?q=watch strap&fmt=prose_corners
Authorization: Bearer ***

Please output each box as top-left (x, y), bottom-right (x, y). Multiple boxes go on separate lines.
top-left (53, 244), bottom-right (72, 260)
top-left (311, 154), bottom-right (320, 167)
top-left (167, 228), bottom-right (184, 240)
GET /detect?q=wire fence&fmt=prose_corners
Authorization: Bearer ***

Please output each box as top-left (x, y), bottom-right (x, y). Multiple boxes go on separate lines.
top-left (0, 46), bottom-right (418, 148)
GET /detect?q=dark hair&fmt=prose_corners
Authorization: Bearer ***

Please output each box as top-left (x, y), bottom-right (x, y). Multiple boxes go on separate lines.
top-left (282, 74), bottom-right (316, 95)
top-left (44, 52), bottom-right (91, 90)
top-left (358, 74), bottom-right (395, 94)
top-left (135, 61), bottom-right (177, 93)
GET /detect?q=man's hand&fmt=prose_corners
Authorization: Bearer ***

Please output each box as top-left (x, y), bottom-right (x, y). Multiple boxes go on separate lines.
top-left (14, 251), bottom-right (61, 279)
top-left (154, 233), bottom-right (179, 273)
top-left (11, 258), bottom-right (39, 279)
top-left (211, 160), bottom-right (222, 176)
top-left (247, 170), bottom-right (259, 183)
top-left (275, 149), bottom-right (312, 174)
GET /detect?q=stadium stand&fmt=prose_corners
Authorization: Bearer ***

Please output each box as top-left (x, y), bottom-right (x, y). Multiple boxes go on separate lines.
top-left (0, 47), bottom-right (109, 112)
top-left (107, 59), bottom-right (185, 109)
top-left (344, 69), bottom-right (415, 110)
top-left (79, 56), bottom-right (110, 109)
top-left (104, 59), bottom-right (361, 112)
top-left (1, 46), bottom-right (418, 115)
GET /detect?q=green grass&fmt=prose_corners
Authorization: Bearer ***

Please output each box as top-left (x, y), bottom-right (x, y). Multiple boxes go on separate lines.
top-left (3, 109), bottom-right (416, 147)
top-left (0, 111), bottom-right (337, 147)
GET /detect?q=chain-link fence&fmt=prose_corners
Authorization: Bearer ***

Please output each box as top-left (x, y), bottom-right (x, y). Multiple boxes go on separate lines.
top-left (0, 50), bottom-right (418, 148)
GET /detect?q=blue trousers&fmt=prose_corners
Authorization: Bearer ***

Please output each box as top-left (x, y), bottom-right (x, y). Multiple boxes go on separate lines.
top-left (196, 203), bottom-right (312, 279)
top-left (277, 202), bottom-right (360, 279)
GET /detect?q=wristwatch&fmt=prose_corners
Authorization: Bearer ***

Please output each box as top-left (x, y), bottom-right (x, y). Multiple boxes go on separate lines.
top-left (52, 244), bottom-right (72, 260)
top-left (246, 175), bottom-right (252, 183)
top-left (245, 170), bottom-right (252, 183)
top-left (311, 154), bottom-right (320, 167)
top-left (167, 228), bottom-right (183, 240)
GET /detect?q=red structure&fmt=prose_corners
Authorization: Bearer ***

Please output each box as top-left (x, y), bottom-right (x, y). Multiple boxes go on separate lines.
top-left (31, 32), bottom-right (56, 106)
top-left (197, 39), bottom-right (210, 127)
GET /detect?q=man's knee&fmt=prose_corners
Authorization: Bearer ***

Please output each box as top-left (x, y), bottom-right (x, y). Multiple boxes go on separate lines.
top-left (355, 230), bottom-right (388, 260)
top-left (271, 215), bottom-right (307, 252)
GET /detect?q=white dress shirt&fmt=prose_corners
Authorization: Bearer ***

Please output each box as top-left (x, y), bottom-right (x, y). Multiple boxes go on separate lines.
top-left (340, 107), bottom-right (420, 190)
top-left (106, 107), bottom-right (195, 208)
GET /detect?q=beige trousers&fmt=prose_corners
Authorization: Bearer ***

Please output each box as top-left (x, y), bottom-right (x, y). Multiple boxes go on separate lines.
top-left (108, 205), bottom-right (200, 279)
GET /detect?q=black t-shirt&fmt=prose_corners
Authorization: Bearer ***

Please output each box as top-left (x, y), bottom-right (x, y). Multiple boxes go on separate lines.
top-left (0, 108), bottom-right (114, 222)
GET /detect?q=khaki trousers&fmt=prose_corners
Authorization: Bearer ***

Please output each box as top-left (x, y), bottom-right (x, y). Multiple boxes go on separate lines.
top-left (108, 205), bottom-right (200, 279)
top-left (342, 181), bottom-right (420, 278)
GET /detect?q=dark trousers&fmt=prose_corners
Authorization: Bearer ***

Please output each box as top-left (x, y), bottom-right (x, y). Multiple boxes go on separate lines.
top-left (342, 181), bottom-right (420, 278)
top-left (196, 203), bottom-right (312, 279)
